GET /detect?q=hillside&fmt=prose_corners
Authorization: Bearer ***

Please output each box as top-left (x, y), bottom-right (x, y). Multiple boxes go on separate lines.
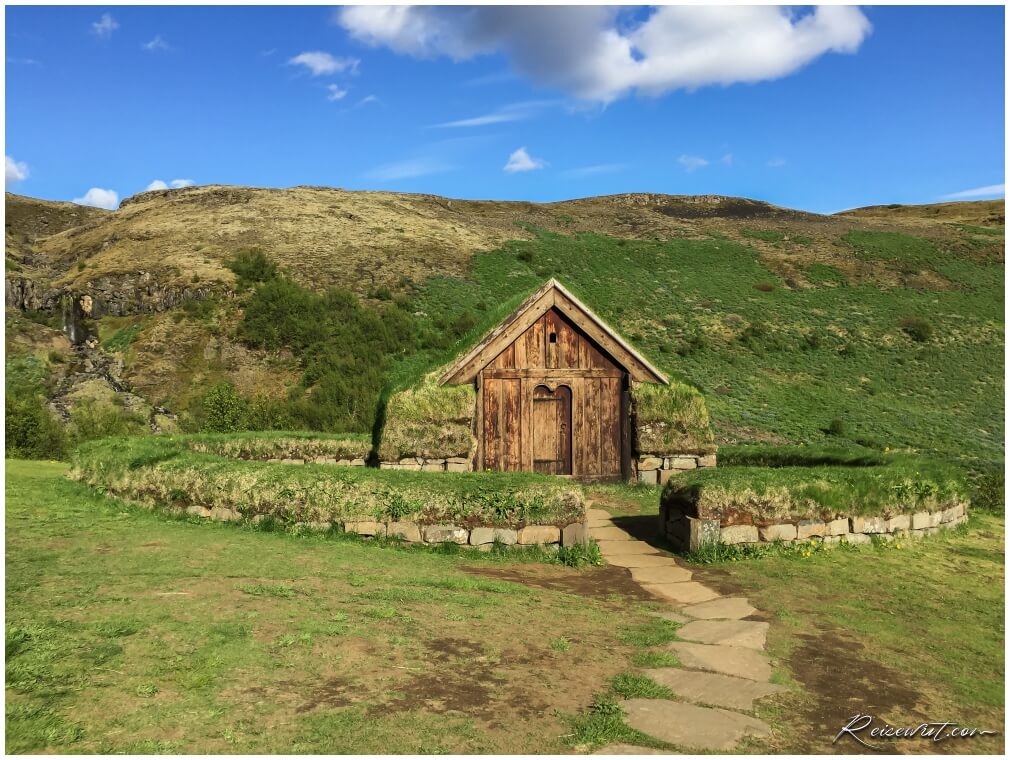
top-left (839, 198), bottom-right (1004, 226)
top-left (5, 187), bottom-right (1004, 467)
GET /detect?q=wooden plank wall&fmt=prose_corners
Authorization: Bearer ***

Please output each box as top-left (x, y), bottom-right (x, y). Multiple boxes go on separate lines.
top-left (480, 308), bottom-right (625, 479)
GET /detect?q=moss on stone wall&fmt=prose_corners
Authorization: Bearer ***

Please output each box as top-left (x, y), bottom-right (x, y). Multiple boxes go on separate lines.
top-left (377, 374), bottom-right (476, 463)
top-left (631, 381), bottom-right (716, 456)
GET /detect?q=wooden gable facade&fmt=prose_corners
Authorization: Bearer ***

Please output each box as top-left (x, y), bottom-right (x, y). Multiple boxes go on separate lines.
top-left (440, 279), bottom-right (668, 481)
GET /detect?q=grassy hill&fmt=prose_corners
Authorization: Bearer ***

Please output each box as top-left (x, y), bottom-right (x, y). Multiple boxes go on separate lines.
top-left (4, 188), bottom-right (1004, 468)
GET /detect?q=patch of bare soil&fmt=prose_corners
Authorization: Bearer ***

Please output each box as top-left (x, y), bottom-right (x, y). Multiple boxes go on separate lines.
top-left (466, 562), bottom-right (654, 602)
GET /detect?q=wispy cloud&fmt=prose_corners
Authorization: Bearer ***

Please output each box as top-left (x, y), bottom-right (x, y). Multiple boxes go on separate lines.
top-left (327, 84), bottom-right (348, 102)
top-left (941, 183), bottom-right (1005, 200)
top-left (365, 157), bottom-right (453, 182)
top-left (434, 100), bottom-right (555, 128)
top-left (562, 163), bottom-right (627, 179)
top-left (143, 35), bottom-right (170, 52)
top-left (90, 13), bottom-right (119, 39)
top-left (504, 147), bottom-right (546, 173)
top-left (6, 155), bottom-right (29, 184)
top-left (288, 51), bottom-right (358, 76)
top-left (767, 157), bottom-right (787, 168)
top-left (719, 153), bottom-right (733, 166)
top-left (677, 154), bottom-right (708, 172)
top-left (357, 95), bottom-right (380, 107)
top-left (6, 56), bottom-right (40, 66)
top-left (73, 187), bottom-right (119, 210)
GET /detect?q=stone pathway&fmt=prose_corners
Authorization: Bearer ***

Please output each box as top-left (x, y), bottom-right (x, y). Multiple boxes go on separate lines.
top-left (586, 508), bottom-right (783, 754)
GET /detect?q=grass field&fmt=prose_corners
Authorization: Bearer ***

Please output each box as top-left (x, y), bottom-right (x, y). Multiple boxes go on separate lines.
top-left (592, 484), bottom-right (1006, 754)
top-left (5, 460), bottom-right (659, 754)
top-left (412, 229), bottom-right (1003, 465)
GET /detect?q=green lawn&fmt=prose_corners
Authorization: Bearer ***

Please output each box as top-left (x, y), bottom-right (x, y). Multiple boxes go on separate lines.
top-left (5, 460), bottom-right (652, 754)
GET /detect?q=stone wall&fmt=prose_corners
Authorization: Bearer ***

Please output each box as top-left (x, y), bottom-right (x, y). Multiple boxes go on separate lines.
top-left (379, 457), bottom-right (472, 473)
top-left (176, 504), bottom-right (587, 548)
top-left (661, 503), bottom-right (969, 552)
top-left (635, 453), bottom-right (717, 485)
top-left (264, 457), bottom-right (368, 466)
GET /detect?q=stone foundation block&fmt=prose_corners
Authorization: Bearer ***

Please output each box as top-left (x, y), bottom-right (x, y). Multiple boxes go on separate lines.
top-left (827, 518), bottom-right (849, 536)
top-left (562, 522), bottom-right (589, 546)
top-left (423, 525), bottom-right (468, 544)
top-left (658, 469), bottom-right (677, 486)
top-left (345, 520), bottom-right (386, 537)
top-left (420, 462), bottom-right (445, 472)
top-left (210, 506), bottom-right (241, 522)
top-left (469, 527), bottom-right (518, 546)
top-left (759, 523), bottom-right (797, 542)
top-left (721, 524), bottom-right (758, 545)
top-left (911, 512), bottom-right (931, 530)
top-left (851, 516), bottom-right (887, 533)
top-left (697, 453), bottom-right (718, 468)
top-left (281, 458), bottom-right (305, 465)
top-left (445, 461), bottom-right (470, 472)
top-left (639, 456), bottom-right (663, 471)
top-left (886, 515), bottom-right (910, 532)
top-left (387, 521), bottom-right (421, 542)
top-left (186, 505), bottom-right (212, 519)
top-left (379, 462), bottom-right (400, 470)
top-left (666, 456), bottom-right (698, 470)
top-left (518, 525), bottom-right (561, 545)
top-left (940, 506), bottom-right (958, 523)
top-left (637, 469), bottom-right (659, 485)
top-left (312, 456), bottom-right (337, 465)
top-left (844, 533), bottom-right (871, 545)
top-left (350, 458), bottom-right (366, 467)
top-left (796, 520), bottom-right (827, 539)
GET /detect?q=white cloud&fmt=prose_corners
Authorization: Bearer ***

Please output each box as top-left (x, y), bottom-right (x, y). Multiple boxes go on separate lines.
top-left (365, 157), bottom-right (453, 182)
top-left (767, 157), bottom-right (787, 168)
top-left (288, 51), bottom-right (358, 76)
top-left (146, 178), bottom-right (194, 191)
top-left (719, 153), bottom-right (733, 166)
top-left (336, 6), bottom-right (871, 103)
top-left (5, 155), bottom-right (29, 184)
top-left (434, 99), bottom-right (554, 128)
top-left (90, 13), bottom-right (119, 39)
top-left (143, 35), bottom-right (170, 52)
top-left (73, 187), bottom-right (119, 210)
top-left (941, 183), bottom-right (1005, 200)
top-left (677, 154), bottom-right (709, 172)
top-left (327, 84), bottom-right (348, 101)
top-left (562, 163), bottom-right (627, 179)
top-left (357, 95), bottom-right (380, 107)
top-left (504, 147), bottom-right (546, 173)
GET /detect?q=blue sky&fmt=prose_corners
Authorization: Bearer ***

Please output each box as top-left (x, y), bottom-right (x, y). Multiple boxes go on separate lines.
top-left (5, 5), bottom-right (1005, 213)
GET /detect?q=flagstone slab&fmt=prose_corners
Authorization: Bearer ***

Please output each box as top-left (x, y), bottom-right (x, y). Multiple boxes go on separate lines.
top-left (606, 554), bottom-right (685, 570)
top-left (592, 744), bottom-right (673, 755)
top-left (629, 565), bottom-right (694, 584)
top-left (640, 581), bottom-right (719, 605)
top-left (586, 508), bottom-right (613, 520)
top-left (680, 597), bottom-right (757, 620)
top-left (649, 610), bottom-right (690, 625)
top-left (666, 642), bottom-right (772, 682)
top-left (677, 619), bottom-right (769, 650)
top-left (644, 668), bottom-right (785, 712)
top-left (595, 540), bottom-right (662, 556)
top-left (588, 517), bottom-right (615, 528)
top-left (622, 698), bottom-right (771, 751)
top-left (591, 526), bottom-right (636, 541)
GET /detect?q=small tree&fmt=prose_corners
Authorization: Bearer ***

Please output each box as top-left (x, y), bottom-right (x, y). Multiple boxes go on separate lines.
top-left (201, 382), bottom-right (248, 432)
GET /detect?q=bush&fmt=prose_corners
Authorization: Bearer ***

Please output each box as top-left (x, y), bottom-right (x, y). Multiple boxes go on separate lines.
top-left (67, 400), bottom-right (147, 446)
top-left (227, 247), bottom-right (278, 288)
top-left (5, 392), bottom-right (66, 459)
top-left (970, 468), bottom-right (1004, 513)
top-left (899, 316), bottom-right (933, 342)
top-left (826, 418), bottom-right (847, 437)
top-left (199, 382), bottom-right (249, 433)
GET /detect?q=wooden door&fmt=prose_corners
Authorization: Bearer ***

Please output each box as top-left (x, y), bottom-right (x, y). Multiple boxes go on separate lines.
top-left (532, 384), bottom-right (572, 475)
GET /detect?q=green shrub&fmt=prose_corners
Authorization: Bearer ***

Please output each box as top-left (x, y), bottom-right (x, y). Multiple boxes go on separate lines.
top-left (67, 400), bottom-right (147, 446)
top-left (187, 431), bottom-right (371, 461)
top-left (227, 247), bottom-right (278, 288)
top-left (101, 323), bottom-right (142, 353)
top-left (5, 392), bottom-right (66, 459)
top-left (970, 468), bottom-right (1004, 513)
top-left (826, 418), bottom-right (847, 437)
top-left (899, 315), bottom-right (933, 342)
top-left (199, 382), bottom-right (249, 433)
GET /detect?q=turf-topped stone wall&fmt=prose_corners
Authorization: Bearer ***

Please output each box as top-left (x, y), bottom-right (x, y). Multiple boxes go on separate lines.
top-left (378, 375), bottom-right (476, 471)
top-left (70, 436), bottom-right (588, 547)
top-left (630, 381), bottom-right (717, 483)
top-left (658, 451), bottom-right (971, 552)
top-left (187, 432), bottom-right (371, 465)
